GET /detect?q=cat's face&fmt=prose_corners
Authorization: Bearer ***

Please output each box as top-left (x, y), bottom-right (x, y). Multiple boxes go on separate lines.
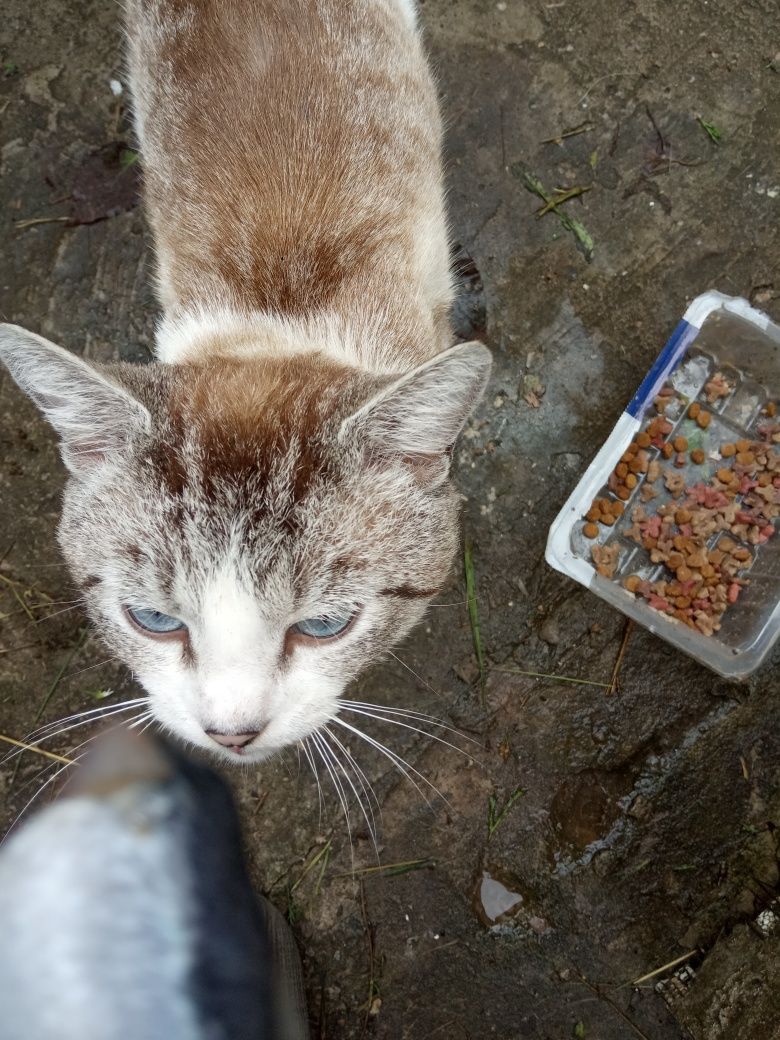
top-left (1, 327), bottom-right (490, 763)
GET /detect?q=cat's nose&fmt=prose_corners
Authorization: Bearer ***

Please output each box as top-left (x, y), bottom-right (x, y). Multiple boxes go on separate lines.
top-left (206, 730), bottom-right (262, 751)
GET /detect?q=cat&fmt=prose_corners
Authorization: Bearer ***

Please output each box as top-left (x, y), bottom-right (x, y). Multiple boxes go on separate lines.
top-left (0, 0), bottom-right (491, 763)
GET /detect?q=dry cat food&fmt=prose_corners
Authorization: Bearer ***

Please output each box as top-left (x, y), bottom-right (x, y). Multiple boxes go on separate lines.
top-left (547, 292), bottom-right (780, 679)
top-left (583, 391), bottom-right (780, 636)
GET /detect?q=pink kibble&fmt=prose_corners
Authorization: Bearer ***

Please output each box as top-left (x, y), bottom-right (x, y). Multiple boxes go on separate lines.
top-left (727, 583), bottom-right (740, 604)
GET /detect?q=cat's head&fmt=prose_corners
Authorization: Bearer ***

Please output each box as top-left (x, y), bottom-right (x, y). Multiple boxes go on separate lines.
top-left (0, 325), bottom-right (490, 763)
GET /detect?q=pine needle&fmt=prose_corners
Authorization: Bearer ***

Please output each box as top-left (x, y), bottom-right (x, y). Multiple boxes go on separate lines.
top-left (0, 733), bottom-right (73, 765)
top-left (463, 539), bottom-right (486, 703)
top-left (493, 665), bottom-right (610, 689)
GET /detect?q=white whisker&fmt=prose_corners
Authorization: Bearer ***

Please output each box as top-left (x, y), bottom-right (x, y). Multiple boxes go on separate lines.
top-left (127, 711), bottom-right (155, 731)
top-left (57, 657), bottom-right (118, 682)
top-left (341, 699), bottom-right (481, 745)
top-left (338, 705), bottom-right (476, 763)
top-left (311, 731), bottom-right (353, 849)
top-left (33, 603), bottom-right (83, 624)
top-left (2, 700), bottom-right (149, 768)
top-left (332, 716), bottom-right (451, 811)
top-left (1, 710), bottom-right (149, 843)
top-left (387, 650), bottom-right (442, 699)
top-left (300, 738), bottom-right (324, 827)
top-left (322, 726), bottom-right (378, 852)
top-left (27, 698), bottom-right (148, 740)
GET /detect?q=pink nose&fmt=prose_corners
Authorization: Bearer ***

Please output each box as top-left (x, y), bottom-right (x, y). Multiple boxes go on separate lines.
top-left (206, 731), bottom-right (260, 750)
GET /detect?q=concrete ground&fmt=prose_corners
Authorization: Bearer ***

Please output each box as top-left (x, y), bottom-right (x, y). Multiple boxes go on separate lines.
top-left (2, 1), bottom-right (780, 1037)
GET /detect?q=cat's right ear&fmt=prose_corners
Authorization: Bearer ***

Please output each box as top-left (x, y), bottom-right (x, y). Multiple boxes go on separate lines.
top-left (0, 324), bottom-right (151, 479)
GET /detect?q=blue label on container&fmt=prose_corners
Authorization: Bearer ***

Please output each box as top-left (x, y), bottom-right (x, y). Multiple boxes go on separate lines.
top-left (626, 319), bottom-right (701, 419)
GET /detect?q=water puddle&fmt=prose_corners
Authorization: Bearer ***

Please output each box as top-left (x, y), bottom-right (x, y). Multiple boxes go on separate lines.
top-left (475, 871), bottom-right (524, 926)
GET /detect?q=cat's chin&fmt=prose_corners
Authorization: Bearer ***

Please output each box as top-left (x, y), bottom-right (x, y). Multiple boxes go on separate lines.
top-left (205, 741), bottom-right (279, 766)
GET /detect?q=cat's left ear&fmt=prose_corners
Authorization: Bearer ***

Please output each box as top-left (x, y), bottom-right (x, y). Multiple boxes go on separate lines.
top-left (0, 324), bottom-right (152, 479)
top-left (341, 342), bottom-right (491, 482)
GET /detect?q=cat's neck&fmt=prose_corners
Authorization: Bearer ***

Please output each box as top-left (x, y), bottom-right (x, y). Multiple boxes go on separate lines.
top-left (155, 302), bottom-right (451, 374)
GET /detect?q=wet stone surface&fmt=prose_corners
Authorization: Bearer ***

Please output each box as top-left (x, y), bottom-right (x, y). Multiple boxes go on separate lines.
top-left (2, 1), bottom-right (780, 1038)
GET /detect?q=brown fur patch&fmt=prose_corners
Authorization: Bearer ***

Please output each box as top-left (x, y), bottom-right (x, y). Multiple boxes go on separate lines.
top-left (379, 584), bottom-right (440, 599)
top-left (126, 0), bottom-right (453, 356)
top-left (149, 355), bottom-right (368, 526)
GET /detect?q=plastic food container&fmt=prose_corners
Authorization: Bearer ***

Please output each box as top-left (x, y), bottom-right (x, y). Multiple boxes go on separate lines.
top-left (546, 291), bottom-right (780, 679)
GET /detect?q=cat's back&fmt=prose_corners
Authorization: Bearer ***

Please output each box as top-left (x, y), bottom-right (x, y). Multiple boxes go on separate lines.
top-left (126, 0), bottom-right (452, 360)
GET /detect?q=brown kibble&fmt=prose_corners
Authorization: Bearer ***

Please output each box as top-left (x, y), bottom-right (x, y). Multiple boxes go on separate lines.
top-left (616, 462), bottom-right (628, 479)
top-left (616, 485), bottom-right (631, 501)
top-left (696, 410), bottom-right (711, 428)
top-left (621, 449), bottom-right (635, 464)
top-left (600, 513), bottom-right (616, 527)
top-left (662, 443), bottom-right (674, 459)
top-left (675, 509), bottom-right (692, 525)
top-left (765, 401), bottom-right (777, 417)
top-left (623, 575), bottom-right (641, 593)
top-left (637, 432), bottom-right (652, 448)
top-left (673, 436), bottom-right (688, 452)
top-left (735, 439), bottom-right (750, 453)
top-left (687, 552), bottom-right (707, 569)
top-left (675, 597), bottom-right (691, 609)
top-left (719, 536), bottom-right (736, 553)
top-left (716, 468), bottom-right (733, 484)
top-left (736, 451), bottom-right (755, 466)
top-left (689, 448), bottom-right (704, 465)
top-left (688, 402), bottom-right (701, 419)
top-left (609, 500), bottom-right (625, 517)
top-left (625, 473), bottom-right (638, 489)
top-left (700, 563), bottom-right (715, 578)
top-left (720, 442), bottom-right (736, 457)
top-left (733, 547), bottom-right (751, 562)
top-left (583, 522), bottom-right (599, 539)
top-left (668, 552), bottom-right (685, 570)
top-left (586, 505), bottom-right (601, 523)
top-left (676, 565), bottom-right (692, 582)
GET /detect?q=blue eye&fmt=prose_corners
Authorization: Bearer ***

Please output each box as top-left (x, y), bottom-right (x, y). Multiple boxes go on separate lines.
top-left (291, 613), bottom-right (354, 639)
top-left (125, 606), bottom-right (187, 635)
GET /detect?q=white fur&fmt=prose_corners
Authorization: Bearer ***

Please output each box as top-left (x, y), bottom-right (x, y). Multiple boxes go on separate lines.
top-left (155, 304), bottom-right (447, 374)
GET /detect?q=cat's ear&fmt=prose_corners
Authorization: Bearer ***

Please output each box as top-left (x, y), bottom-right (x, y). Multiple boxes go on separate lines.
top-left (0, 324), bottom-right (151, 479)
top-left (342, 342), bottom-right (491, 481)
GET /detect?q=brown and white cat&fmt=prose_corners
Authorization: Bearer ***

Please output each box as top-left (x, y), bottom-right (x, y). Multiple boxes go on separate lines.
top-left (0, 0), bottom-right (490, 764)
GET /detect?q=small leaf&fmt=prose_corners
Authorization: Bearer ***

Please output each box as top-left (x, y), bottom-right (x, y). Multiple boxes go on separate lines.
top-left (522, 374), bottom-right (546, 409)
top-left (697, 117), bottom-right (722, 144)
top-left (574, 1022), bottom-right (586, 1039)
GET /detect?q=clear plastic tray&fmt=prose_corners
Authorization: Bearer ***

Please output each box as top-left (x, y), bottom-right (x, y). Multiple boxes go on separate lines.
top-left (546, 292), bottom-right (780, 679)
